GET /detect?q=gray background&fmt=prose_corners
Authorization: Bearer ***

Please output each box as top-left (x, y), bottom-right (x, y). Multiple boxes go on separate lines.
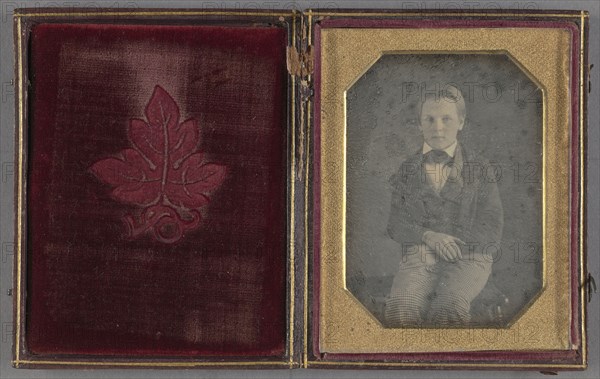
top-left (0, 0), bottom-right (598, 378)
top-left (346, 54), bottom-right (543, 326)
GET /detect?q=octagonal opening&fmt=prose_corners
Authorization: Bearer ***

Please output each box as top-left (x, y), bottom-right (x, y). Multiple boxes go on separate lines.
top-left (345, 53), bottom-right (544, 328)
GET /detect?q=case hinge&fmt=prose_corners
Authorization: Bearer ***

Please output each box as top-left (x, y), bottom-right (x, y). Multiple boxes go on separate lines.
top-left (287, 45), bottom-right (314, 78)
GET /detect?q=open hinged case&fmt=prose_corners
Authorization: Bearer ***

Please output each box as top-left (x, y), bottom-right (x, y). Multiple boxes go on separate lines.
top-left (13, 8), bottom-right (589, 370)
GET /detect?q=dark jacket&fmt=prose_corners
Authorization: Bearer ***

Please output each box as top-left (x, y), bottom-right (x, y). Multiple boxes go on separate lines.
top-left (387, 143), bottom-right (504, 257)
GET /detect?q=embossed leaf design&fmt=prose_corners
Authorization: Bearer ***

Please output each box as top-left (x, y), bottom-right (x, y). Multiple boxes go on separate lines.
top-left (90, 85), bottom-right (226, 243)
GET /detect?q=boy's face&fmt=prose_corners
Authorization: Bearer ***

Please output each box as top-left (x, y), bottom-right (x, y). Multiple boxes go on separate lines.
top-left (419, 99), bottom-right (464, 150)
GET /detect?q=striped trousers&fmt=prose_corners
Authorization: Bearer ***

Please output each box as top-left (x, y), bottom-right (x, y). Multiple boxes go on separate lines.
top-left (385, 245), bottom-right (492, 328)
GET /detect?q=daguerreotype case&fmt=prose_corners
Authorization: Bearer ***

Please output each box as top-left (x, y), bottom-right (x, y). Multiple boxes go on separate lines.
top-left (12, 8), bottom-right (589, 371)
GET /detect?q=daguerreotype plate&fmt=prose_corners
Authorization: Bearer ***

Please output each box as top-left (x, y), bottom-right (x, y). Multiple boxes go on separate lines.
top-left (346, 53), bottom-right (542, 329)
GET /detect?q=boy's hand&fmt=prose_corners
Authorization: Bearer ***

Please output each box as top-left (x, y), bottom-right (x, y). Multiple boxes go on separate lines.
top-left (422, 231), bottom-right (465, 262)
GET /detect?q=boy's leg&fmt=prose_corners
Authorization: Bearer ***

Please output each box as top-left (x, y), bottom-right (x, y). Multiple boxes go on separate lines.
top-left (385, 246), bottom-right (439, 327)
top-left (427, 259), bottom-right (492, 327)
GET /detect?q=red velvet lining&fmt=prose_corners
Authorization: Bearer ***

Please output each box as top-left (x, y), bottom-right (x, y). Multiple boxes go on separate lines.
top-left (26, 23), bottom-right (288, 357)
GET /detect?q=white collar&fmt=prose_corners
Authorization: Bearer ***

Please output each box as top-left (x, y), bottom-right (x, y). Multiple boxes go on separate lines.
top-left (422, 141), bottom-right (458, 158)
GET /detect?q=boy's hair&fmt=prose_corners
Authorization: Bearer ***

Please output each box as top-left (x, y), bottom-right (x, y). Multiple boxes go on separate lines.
top-left (418, 84), bottom-right (466, 121)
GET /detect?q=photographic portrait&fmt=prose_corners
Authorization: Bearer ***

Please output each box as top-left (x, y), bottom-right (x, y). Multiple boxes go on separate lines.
top-left (345, 54), bottom-right (543, 328)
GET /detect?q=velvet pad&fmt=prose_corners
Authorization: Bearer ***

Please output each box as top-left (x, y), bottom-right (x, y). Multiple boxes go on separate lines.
top-left (26, 23), bottom-right (288, 357)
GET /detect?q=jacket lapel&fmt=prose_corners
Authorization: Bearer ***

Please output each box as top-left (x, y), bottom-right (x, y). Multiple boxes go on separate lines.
top-left (455, 144), bottom-right (478, 229)
top-left (402, 151), bottom-right (426, 195)
top-left (439, 144), bottom-right (464, 203)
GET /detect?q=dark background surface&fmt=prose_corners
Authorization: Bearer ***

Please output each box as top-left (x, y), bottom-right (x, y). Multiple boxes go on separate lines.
top-left (25, 23), bottom-right (288, 356)
top-left (346, 54), bottom-right (544, 326)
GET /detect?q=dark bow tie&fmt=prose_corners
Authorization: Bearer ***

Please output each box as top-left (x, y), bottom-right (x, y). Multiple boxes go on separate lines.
top-left (423, 150), bottom-right (451, 165)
